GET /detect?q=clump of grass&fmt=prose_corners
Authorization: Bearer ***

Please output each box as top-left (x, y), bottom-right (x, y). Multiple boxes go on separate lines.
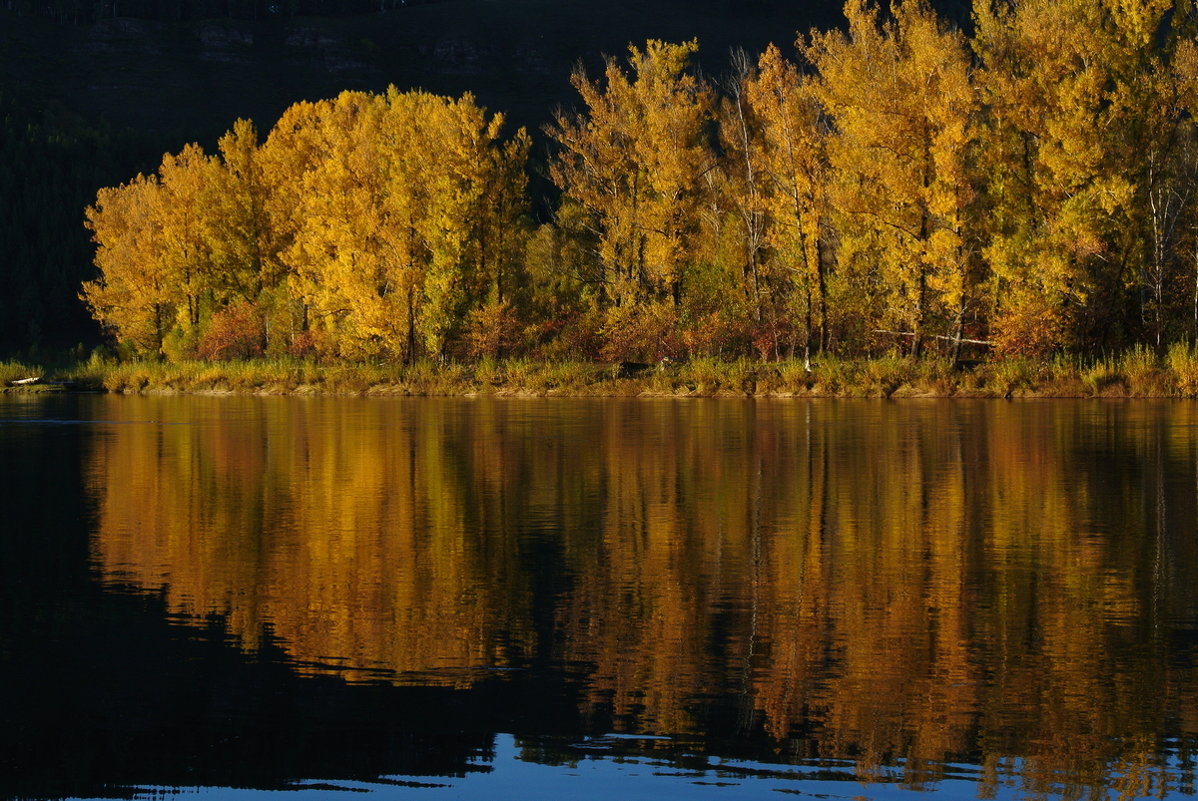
top-left (893, 357), bottom-right (958, 397)
top-left (763, 359), bottom-right (811, 394)
top-left (491, 357), bottom-right (569, 393)
top-left (1081, 354), bottom-right (1124, 396)
top-left (978, 357), bottom-right (1039, 397)
top-left (1033, 353), bottom-right (1085, 396)
top-left (860, 356), bottom-right (910, 397)
top-left (100, 360), bottom-right (156, 392)
top-left (0, 360), bottom-right (45, 387)
top-left (517, 360), bottom-right (601, 393)
top-left (662, 356), bottom-right (756, 396)
top-left (472, 357), bottom-right (504, 388)
top-left (1168, 342), bottom-right (1198, 397)
top-left (217, 357), bottom-right (309, 392)
top-left (808, 355), bottom-right (863, 396)
top-left (396, 359), bottom-right (469, 394)
top-left (1117, 344), bottom-right (1166, 396)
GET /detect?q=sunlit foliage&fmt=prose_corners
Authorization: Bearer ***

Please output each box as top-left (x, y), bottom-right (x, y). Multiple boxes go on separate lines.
top-left (80, 0), bottom-right (1198, 362)
top-left (84, 88), bottom-right (529, 362)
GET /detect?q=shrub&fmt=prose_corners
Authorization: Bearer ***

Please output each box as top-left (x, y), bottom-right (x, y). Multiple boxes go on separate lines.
top-left (600, 301), bottom-right (680, 362)
top-left (992, 298), bottom-right (1067, 359)
top-left (197, 302), bottom-right (266, 361)
top-left (161, 325), bottom-right (198, 363)
top-left (466, 299), bottom-right (523, 359)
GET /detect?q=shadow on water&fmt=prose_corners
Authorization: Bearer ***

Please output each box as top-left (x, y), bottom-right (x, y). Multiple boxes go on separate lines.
top-left (0, 397), bottom-right (582, 801)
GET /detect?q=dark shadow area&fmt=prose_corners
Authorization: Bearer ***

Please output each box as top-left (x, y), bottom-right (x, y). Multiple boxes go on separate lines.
top-left (0, 397), bottom-right (582, 800)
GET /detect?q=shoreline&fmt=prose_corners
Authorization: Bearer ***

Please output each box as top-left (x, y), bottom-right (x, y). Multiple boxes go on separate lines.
top-left (5, 353), bottom-right (1198, 400)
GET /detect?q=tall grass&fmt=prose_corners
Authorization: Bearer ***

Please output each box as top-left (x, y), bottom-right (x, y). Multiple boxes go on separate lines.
top-left (1168, 342), bottom-right (1198, 397)
top-left (973, 358), bottom-right (1038, 396)
top-left (1119, 345), bottom-right (1170, 396)
top-left (12, 348), bottom-right (1198, 397)
top-left (0, 360), bottom-right (44, 386)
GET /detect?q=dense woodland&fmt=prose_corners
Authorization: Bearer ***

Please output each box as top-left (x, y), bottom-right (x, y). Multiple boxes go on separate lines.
top-left (2, 0), bottom-right (429, 24)
top-left (0, 91), bottom-right (166, 353)
top-left (74, 0), bottom-right (1198, 363)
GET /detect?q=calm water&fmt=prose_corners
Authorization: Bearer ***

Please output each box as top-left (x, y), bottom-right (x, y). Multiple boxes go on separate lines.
top-left (3, 395), bottom-right (1198, 800)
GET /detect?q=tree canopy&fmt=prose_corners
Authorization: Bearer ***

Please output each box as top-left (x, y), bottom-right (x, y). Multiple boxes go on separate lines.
top-left (76, 0), bottom-right (1198, 363)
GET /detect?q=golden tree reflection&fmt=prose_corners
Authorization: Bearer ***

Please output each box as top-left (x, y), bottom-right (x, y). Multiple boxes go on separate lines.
top-left (88, 397), bottom-right (1198, 794)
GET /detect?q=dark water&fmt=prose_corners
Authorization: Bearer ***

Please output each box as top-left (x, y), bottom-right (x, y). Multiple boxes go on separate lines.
top-left (3, 395), bottom-right (1198, 800)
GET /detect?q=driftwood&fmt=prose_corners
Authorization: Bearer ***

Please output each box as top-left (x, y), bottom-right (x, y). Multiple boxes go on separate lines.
top-left (872, 330), bottom-right (993, 346)
top-left (9, 376), bottom-right (42, 386)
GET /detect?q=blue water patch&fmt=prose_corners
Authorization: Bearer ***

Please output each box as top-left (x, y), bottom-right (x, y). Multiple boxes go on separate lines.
top-left (71, 735), bottom-right (1180, 801)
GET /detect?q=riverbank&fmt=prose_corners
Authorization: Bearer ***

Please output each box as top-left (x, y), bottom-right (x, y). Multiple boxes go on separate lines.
top-left (7, 347), bottom-right (1198, 398)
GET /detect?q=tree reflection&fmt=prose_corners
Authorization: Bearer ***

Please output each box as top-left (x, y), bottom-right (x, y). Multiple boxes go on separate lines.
top-left (88, 397), bottom-right (1198, 796)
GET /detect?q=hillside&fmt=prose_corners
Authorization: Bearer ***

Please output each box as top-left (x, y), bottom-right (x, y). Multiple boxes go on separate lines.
top-left (0, 0), bottom-right (865, 143)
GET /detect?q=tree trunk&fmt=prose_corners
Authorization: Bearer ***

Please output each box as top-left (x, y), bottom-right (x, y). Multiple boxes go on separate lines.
top-left (912, 270), bottom-right (926, 358)
top-left (406, 287), bottom-right (418, 366)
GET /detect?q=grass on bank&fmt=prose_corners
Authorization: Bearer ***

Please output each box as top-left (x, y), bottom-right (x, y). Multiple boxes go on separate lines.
top-left (10, 347), bottom-right (1198, 397)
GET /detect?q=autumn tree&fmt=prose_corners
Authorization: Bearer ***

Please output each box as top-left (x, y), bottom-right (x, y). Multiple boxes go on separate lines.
top-left (468, 126), bottom-right (533, 358)
top-left (806, 0), bottom-right (979, 358)
top-left (255, 99), bottom-right (336, 355)
top-left (84, 143), bottom-right (245, 357)
top-left (547, 39), bottom-right (715, 357)
top-left (741, 43), bottom-right (831, 360)
top-left (972, 0), bottom-right (1174, 354)
top-left (274, 91), bottom-right (421, 360)
top-left (82, 173), bottom-right (174, 353)
top-left (271, 89), bottom-right (527, 361)
top-left (1170, 39), bottom-right (1198, 343)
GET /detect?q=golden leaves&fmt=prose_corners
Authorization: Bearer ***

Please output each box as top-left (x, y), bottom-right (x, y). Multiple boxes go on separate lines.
top-left (85, 88), bottom-right (529, 362)
top-left (82, 1), bottom-right (1198, 362)
top-left (547, 39), bottom-right (713, 310)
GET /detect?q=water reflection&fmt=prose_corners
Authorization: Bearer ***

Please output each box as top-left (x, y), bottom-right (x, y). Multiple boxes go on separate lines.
top-left (84, 397), bottom-right (1198, 797)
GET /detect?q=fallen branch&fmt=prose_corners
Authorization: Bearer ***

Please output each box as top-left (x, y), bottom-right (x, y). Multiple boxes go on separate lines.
top-left (872, 330), bottom-right (992, 346)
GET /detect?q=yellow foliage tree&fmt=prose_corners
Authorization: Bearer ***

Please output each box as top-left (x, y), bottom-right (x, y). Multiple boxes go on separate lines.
top-left (743, 43), bottom-right (831, 360)
top-left (82, 173), bottom-right (173, 353)
top-left (972, 0), bottom-right (1172, 354)
top-left (712, 49), bottom-right (768, 349)
top-left (807, 0), bottom-right (979, 357)
top-left (259, 88), bottom-right (527, 361)
top-left (548, 40), bottom-right (714, 313)
top-left (84, 143), bottom-right (238, 357)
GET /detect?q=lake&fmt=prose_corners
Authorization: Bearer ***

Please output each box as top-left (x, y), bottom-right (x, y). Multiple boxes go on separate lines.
top-left (2, 394), bottom-right (1197, 800)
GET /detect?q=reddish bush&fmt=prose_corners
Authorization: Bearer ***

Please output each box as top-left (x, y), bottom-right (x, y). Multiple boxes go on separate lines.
top-left (196, 302), bottom-right (266, 361)
top-left (466, 299), bottom-right (523, 359)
